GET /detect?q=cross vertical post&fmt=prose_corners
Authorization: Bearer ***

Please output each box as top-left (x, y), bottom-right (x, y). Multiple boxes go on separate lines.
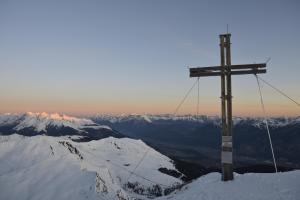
top-left (221, 34), bottom-right (233, 181)
top-left (189, 33), bottom-right (267, 181)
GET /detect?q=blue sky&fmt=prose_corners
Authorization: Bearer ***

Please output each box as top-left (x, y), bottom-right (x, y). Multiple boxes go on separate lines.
top-left (0, 0), bottom-right (299, 116)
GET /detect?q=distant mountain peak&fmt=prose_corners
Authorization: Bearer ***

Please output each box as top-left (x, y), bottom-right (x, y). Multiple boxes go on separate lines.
top-left (0, 112), bottom-right (118, 141)
top-left (11, 112), bottom-right (96, 132)
top-left (24, 111), bottom-right (93, 122)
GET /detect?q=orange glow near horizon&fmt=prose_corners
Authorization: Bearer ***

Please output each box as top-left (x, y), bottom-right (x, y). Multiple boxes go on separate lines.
top-left (1, 97), bottom-right (299, 117)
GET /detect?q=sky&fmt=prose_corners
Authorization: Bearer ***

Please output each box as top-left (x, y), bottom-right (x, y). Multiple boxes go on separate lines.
top-left (0, 0), bottom-right (299, 116)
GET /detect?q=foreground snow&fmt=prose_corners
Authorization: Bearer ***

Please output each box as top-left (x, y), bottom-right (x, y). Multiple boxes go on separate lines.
top-left (0, 134), bottom-right (182, 200)
top-left (158, 171), bottom-right (300, 200)
top-left (0, 134), bottom-right (299, 200)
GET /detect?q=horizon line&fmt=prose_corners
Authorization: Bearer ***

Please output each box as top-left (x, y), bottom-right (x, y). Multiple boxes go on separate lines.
top-left (0, 111), bottom-right (299, 118)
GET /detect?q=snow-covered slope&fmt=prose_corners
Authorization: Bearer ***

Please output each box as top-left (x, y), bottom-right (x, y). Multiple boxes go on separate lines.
top-left (157, 170), bottom-right (300, 200)
top-left (0, 134), bottom-right (183, 200)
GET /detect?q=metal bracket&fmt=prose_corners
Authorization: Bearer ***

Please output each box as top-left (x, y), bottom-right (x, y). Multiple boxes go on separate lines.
top-left (221, 151), bottom-right (232, 164)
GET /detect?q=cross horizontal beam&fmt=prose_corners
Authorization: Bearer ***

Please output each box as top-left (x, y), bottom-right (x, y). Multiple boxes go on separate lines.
top-left (189, 63), bottom-right (266, 77)
top-left (190, 69), bottom-right (266, 77)
top-left (190, 63), bottom-right (266, 72)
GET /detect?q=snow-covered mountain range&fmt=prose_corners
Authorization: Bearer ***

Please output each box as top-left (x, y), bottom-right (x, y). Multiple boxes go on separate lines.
top-left (0, 112), bottom-right (121, 141)
top-left (0, 112), bottom-right (108, 132)
top-left (1, 113), bottom-right (299, 132)
top-left (91, 114), bottom-right (300, 128)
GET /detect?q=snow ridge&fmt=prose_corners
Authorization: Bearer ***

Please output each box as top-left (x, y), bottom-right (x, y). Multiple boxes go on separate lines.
top-left (0, 112), bottom-right (111, 132)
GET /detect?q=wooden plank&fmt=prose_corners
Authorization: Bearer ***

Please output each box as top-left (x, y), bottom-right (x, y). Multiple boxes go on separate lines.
top-left (230, 63), bottom-right (266, 70)
top-left (190, 69), bottom-right (266, 77)
top-left (190, 71), bottom-right (222, 77)
top-left (190, 63), bottom-right (266, 72)
top-left (220, 36), bottom-right (227, 164)
top-left (220, 33), bottom-right (231, 37)
top-left (223, 34), bottom-right (233, 181)
top-left (231, 69), bottom-right (266, 75)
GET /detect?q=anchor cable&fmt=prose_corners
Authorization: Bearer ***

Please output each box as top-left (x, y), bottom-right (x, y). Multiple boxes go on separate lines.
top-left (197, 77), bottom-right (200, 119)
top-left (255, 75), bottom-right (278, 173)
top-left (257, 76), bottom-right (300, 107)
top-left (173, 78), bottom-right (199, 116)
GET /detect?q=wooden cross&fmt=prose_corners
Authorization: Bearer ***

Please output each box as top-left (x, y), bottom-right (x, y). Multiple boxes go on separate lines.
top-left (189, 34), bottom-right (266, 181)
